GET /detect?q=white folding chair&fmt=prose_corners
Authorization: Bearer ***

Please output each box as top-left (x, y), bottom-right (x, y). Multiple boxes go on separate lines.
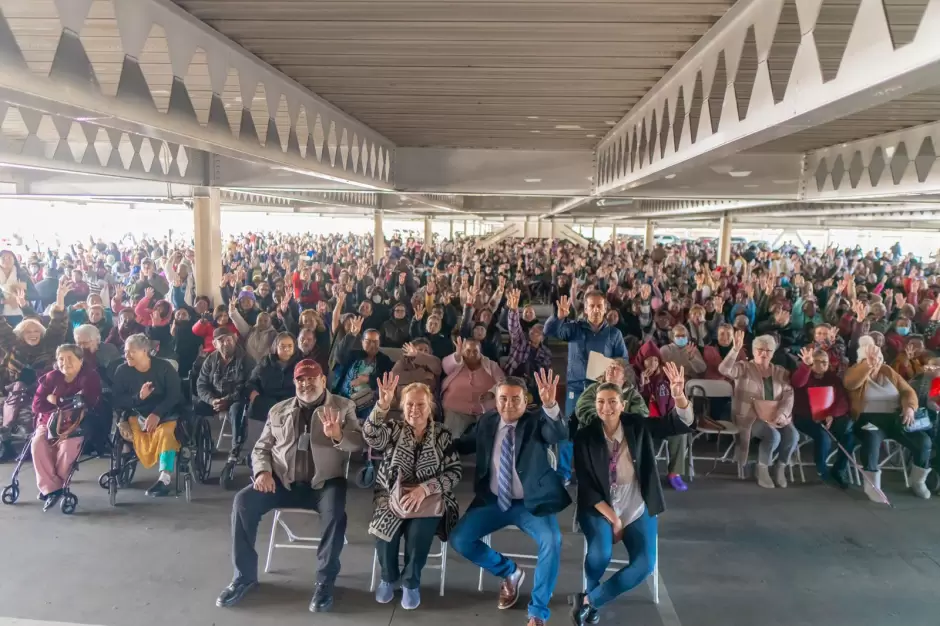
top-left (574, 517), bottom-right (659, 604)
top-left (370, 538), bottom-right (449, 596)
top-left (477, 449), bottom-right (557, 592)
top-left (263, 454), bottom-right (352, 573)
top-left (685, 380), bottom-right (738, 480)
top-left (215, 411), bottom-right (232, 451)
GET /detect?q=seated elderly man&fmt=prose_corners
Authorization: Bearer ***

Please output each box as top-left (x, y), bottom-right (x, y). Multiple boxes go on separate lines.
top-left (216, 360), bottom-right (363, 613)
top-left (111, 333), bottom-right (184, 497)
top-left (196, 327), bottom-right (252, 454)
top-left (334, 316), bottom-right (394, 420)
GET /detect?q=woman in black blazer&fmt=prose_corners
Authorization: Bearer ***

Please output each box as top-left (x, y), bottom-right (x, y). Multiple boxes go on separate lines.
top-left (570, 363), bottom-right (693, 626)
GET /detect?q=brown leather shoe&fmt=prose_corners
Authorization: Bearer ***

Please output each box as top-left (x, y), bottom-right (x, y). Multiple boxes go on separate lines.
top-left (497, 568), bottom-right (525, 610)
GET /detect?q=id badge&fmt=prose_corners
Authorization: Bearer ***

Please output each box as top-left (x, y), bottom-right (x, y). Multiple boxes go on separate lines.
top-left (297, 429), bottom-right (310, 451)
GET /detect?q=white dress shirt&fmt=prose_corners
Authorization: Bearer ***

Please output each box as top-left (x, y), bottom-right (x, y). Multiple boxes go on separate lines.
top-left (488, 403), bottom-right (561, 500)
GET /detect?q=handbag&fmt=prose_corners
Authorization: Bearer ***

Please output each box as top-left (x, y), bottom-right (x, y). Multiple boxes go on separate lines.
top-left (389, 477), bottom-right (444, 519)
top-left (904, 408), bottom-right (933, 433)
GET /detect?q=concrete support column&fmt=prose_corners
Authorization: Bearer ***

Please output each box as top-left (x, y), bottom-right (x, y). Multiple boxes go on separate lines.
top-left (463, 220), bottom-right (468, 236)
top-left (591, 222), bottom-right (596, 241)
top-left (449, 220), bottom-right (454, 240)
top-left (644, 219), bottom-right (655, 251)
top-left (374, 210), bottom-right (386, 263)
top-left (424, 217), bottom-right (433, 250)
top-left (718, 213), bottom-right (733, 266)
top-left (192, 188), bottom-right (222, 302)
top-left (611, 224), bottom-right (618, 243)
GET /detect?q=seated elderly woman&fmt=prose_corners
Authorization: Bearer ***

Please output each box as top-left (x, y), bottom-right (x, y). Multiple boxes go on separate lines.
top-left (791, 347), bottom-right (853, 487)
top-left (112, 333), bottom-right (184, 497)
top-left (570, 363), bottom-right (693, 626)
top-left (363, 374), bottom-right (461, 611)
top-left (719, 331), bottom-right (796, 489)
top-left (845, 336), bottom-right (931, 500)
top-left (30, 344), bottom-right (102, 510)
top-left (73, 324), bottom-right (121, 382)
top-left (575, 358), bottom-right (647, 430)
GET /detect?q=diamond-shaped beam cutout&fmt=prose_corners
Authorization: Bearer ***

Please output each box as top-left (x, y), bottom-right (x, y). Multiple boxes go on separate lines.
top-left (830, 154), bottom-right (846, 190)
top-left (848, 151), bottom-right (864, 187)
top-left (889, 142), bottom-right (909, 184)
top-left (814, 157), bottom-right (828, 191)
top-left (914, 136), bottom-right (936, 182)
top-left (868, 147), bottom-right (886, 186)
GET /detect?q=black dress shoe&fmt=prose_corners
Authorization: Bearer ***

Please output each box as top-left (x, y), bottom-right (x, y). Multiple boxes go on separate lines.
top-left (569, 593), bottom-right (599, 626)
top-left (42, 490), bottom-right (62, 512)
top-left (309, 582), bottom-right (334, 612)
top-left (145, 480), bottom-right (172, 497)
top-left (216, 580), bottom-right (258, 607)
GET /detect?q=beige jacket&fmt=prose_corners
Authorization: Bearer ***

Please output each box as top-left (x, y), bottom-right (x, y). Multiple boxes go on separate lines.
top-left (251, 392), bottom-right (364, 489)
top-left (718, 347), bottom-right (794, 464)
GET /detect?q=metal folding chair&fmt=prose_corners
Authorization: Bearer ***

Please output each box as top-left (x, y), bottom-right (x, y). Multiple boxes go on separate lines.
top-left (263, 454), bottom-right (352, 574)
top-left (685, 380), bottom-right (739, 480)
top-left (370, 538), bottom-right (449, 596)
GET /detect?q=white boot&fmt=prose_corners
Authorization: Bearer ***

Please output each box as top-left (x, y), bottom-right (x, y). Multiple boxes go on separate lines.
top-left (756, 463), bottom-right (775, 489)
top-left (910, 466), bottom-right (932, 500)
top-left (862, 470), bottom-right (883, 503)
top-left (774, 463), bottom-right (788, 489)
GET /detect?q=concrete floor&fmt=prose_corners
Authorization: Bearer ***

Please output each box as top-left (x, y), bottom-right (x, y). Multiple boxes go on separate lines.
top-left (0, 455), bottom-right (938, 626)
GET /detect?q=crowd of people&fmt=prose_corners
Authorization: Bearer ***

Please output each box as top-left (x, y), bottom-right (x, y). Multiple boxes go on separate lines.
top-left (1, 228), bottom-right (939, 626)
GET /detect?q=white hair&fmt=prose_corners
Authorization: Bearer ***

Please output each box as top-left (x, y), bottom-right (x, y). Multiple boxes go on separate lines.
top-left (124, 333), bottom-right (151, 353)
top-left (752, 334), bottom-right (778, 353)
top-left (12, 318), bottom-right (45, 339)
top-left (74, 324), bottom-right (101, 345)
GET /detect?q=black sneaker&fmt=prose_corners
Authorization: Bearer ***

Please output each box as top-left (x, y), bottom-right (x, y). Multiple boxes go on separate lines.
top-left (831, 468), bottom-right (850, 490)
top-left (216, 580), bottom-right (258, 607)
top-left (42, 490), bottom-right (62, 512)
top-left (145, 480), bottom-right (172, 497)
top-left (309, 582), bottom-right (334, 612)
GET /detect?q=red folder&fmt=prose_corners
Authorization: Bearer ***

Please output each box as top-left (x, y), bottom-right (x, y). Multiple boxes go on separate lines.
top-left (807, 386), bottom-right (835, 422)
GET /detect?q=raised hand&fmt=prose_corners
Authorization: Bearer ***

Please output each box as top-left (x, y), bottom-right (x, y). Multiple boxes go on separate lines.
top-left (557, 295), bottom-right (571, 318)
top-left (800, 346), bottom-right (814, 366)
top-left (321, 406), bottom-right (343, 440)
top-left (454, 336), bottom-right (464, 361)
top-left (402, 342), bottom-right (418, 358)
top-left (145, 287), bottom-right (155, 300)
top-left (534, 368), bottom-right (560, 409)
top-left (376, 371), bottom-right (400, 411)
top-left (895, 293), bottom-right (906, 309)
top-left (732, 329), bottom-right (745, 351)
top-left (349, 315), bottom-right (364, 335)
top-left (414, 303), bottom-right (425, 319)
top-left (506, 288), bottom-right (521, 311)
top-left (663, 362), bottom-right (686, 399)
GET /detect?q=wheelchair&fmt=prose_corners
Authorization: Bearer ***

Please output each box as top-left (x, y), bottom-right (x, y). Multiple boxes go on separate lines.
top-left (97, 407), bottom-right (214, 505)
top-left (2, 393), bottom-right (106, 514)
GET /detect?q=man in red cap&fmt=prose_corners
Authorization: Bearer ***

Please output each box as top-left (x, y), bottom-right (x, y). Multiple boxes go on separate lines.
top-left (217, 358), bottom-right (362, 613)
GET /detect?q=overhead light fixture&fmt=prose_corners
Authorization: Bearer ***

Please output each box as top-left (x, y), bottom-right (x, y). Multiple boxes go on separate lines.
top-left (710, 164), bottom-right (734, 174)
top-left (531, 130), bottom-right (541, 133)
top-left (527, 116), bottom-right (540, 120)
top-left (772, 179), bottom-right (797, 184)
top-left (586, 134), bottom-right (596, 138)
top-left (728, 171), bottom-right (752, 177)
top-left (664, 174), bottom-right (677, 179)
top-left (524, 178), bottom-right (542, 183)
top-left (555, 125), bottom-right (582, 130)
top-left (605, 121), bottom-right (617, 125)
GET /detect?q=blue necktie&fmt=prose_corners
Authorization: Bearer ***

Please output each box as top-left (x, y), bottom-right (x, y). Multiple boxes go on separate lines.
top-left (497, 425), bottom-right (515, 512)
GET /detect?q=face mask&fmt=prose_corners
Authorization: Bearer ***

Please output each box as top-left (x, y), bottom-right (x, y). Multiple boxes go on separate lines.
top-left (674, 337), bottom-right (689, 347)
top-left (897, 326), bottom-right (910, 336)
top-left (372, 294), bottom-right (382, 303)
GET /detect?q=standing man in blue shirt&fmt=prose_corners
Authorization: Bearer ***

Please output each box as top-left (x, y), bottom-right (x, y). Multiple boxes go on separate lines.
top-left (544, 291), bottom-right (628, 483)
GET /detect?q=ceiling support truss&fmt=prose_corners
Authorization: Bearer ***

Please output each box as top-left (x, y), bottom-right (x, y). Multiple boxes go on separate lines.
top-left (594, 0), bottom-right (940, 194)
top-left (801, 119), bottom-right (940, 200)
top-left (0, 0), bottom-right (394, 189)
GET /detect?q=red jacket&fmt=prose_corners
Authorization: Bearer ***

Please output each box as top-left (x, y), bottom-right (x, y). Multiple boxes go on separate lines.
top-left (192, 319), bottom-right (239, 352)
top-left (292, 272), bottom-right (321, 308)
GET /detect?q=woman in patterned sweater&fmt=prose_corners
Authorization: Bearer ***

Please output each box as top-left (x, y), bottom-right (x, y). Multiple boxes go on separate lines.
top-left (362, 374), bottom-right (462, 611)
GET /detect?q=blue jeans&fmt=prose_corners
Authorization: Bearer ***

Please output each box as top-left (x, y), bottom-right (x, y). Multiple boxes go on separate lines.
top-left (450, 499), bottom-right (562, 621)
top-left (580, 508), bottom-right (657, 609)
top-left (793, 415), bottom-right (853, 479)
top-left (558, 382), bottom-right (586, 480)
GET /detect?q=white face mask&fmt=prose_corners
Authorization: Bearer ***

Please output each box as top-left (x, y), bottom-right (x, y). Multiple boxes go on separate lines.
top-left (372, 294), bottom-right (382, 303)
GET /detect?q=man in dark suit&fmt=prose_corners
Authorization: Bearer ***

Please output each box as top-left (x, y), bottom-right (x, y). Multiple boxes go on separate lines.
top-left (450, 372), bottom-right (569, 626)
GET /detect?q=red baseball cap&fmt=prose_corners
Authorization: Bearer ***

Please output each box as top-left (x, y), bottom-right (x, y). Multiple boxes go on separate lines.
top-left (293, 359), bottom-right (323, 380)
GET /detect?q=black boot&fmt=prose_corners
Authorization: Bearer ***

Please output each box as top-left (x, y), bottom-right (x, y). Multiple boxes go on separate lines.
top-left (309, 582), bottom-right (334, 612)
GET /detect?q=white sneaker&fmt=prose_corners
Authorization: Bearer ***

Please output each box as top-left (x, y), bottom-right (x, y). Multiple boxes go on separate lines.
top-left (862, 470), bottom-right (884, 503)
top-left (774, 463), bottom-right (788, 489)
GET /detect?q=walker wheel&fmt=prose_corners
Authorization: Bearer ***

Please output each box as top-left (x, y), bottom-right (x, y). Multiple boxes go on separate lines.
top-left (355, 464), bottom-right (375, 489)
top-left (98, 472), bottom-right (110, 490)
top-left (1, 483), bottom-right (18, 505)
top-left (108, 477), bottom-right (117, 507)
top-left (184, 474), bottom-right (193, 503)
top-left (60, 492), bottom-right (78, 515)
